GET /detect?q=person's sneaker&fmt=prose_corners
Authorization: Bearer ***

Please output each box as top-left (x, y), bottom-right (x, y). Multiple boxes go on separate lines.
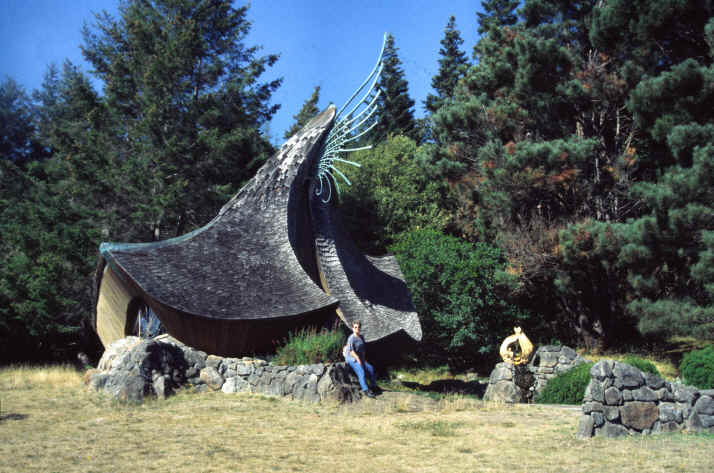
top-left (365, 389), bottom-right (377, 399)
top-left (372, 385), bottom-right (383, 394)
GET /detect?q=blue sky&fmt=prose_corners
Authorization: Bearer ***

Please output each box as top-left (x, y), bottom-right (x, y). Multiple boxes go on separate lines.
top-left (0, 0), bottom-right (482, 143)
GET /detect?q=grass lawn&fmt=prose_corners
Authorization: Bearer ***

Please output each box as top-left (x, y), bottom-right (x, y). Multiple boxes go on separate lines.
top-left (1, 365), bottom-right (712, 472)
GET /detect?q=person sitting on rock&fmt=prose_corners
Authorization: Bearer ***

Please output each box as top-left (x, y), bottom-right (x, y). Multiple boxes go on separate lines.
top-left (344, 320), bottom-right (379, 398)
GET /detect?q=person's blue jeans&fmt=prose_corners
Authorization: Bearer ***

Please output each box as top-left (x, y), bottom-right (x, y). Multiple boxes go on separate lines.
top-left (346, 356), bottom-right (376, 392)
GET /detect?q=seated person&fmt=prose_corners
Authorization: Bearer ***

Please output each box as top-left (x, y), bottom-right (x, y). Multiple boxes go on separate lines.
top-left (344, 320), bottom-right (379, 398)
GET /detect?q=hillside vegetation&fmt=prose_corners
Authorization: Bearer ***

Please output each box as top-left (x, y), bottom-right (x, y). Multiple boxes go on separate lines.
top-left (1, 0), bottom-right (713, 367)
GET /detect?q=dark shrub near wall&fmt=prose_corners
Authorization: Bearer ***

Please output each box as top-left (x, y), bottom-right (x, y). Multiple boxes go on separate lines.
top-left (680, 345), bottom-right (714, 389)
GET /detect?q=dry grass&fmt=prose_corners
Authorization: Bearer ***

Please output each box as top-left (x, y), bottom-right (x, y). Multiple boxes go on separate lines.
top-left (1, 366), bottom-right (712, 472)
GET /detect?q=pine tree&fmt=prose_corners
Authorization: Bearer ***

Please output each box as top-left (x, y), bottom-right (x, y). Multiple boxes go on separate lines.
top-left (81, 0), bottom-right (281, 236)
top-left (284, 86), bottom-right (320, 139)
top-left (477, 0), bottom-right (519, 35)
top-left (0, 77), bottom-right (42, 164)
top-left (373, 33), bottom-right (419, 142)
top-left (425, 16), bottom-right (469, 115)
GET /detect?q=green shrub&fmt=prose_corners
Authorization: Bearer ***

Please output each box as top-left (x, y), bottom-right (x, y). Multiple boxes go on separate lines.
top-left (535, 362), bottom-right (594, 405)
top-left (622, 356), bottom-right (660, 377)
top-left (390, 228), bottom-right (528, 368)
top-left (680, 345), bottom-right (714, 389)
top-left (273, 327), bottom-right (344, 365)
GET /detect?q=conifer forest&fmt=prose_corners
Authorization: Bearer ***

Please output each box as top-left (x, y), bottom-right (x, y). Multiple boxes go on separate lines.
top-left (1, 0), bottom-right (713, 367)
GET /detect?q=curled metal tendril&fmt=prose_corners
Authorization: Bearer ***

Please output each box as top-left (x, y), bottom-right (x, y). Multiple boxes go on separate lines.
top-left (315, 34), bottom-right (386, 203)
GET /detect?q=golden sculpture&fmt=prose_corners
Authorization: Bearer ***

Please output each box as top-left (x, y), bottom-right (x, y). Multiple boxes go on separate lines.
top-left (499, 327), bottom-right (534, 365)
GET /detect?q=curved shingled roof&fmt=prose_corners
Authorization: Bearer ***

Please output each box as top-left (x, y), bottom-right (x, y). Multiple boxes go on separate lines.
top-left (99, 107), bottom-right (338, 321)
top-left (94, 105), bottom-right (422, 355)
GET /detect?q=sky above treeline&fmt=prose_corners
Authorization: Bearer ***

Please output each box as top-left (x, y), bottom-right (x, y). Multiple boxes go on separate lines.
top-left (0, 0), bottom-right (483, 143)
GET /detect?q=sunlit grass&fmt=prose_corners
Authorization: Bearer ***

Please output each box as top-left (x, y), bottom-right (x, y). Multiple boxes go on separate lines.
top-left (1, 365), bottom-right (712, 473)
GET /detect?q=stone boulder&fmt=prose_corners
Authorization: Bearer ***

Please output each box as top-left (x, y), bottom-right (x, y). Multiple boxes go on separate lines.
top-left (89, 337), bottom-right (187, 402)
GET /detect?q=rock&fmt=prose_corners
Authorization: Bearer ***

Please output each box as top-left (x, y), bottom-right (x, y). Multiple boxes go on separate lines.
top-left (586, 381), bottom-right (605, 403)
top-left (604, 386), bottom-right (622, 405)
top-left (152, 373), bottom-right (170, 399)
top-left (292, 373), bottom-right (320, 402)
top-left (560, 346), bottom-right (577, 359)
top-left (89, 372), bottom-right (110, 391)
top-left (576, 415), bottom-right (594, 439)
top-left (631, 386), bottom-right (658, 402)
top-left (235, 363), bottom-right (253, 376)
top-left (658, 402), bottom-right (683, 424)
top-left (621, 401), bottom-right (659, 431)
top-left (590, 360), bottom-right (613, 380)
top-left (97, 336), bottom-right (142, 371)
top-left (622, 390), bottom-right (633, 402)
top-left (488, 363), bottom-right (513, 383)
top-left (200, 366), bottom-right (224, 390)
top-left (90, 338), bottom-right (187, 403)
top-left (613, 362), bottom-right (645, 389)
top-left (583, 401), bottom-right (604, 414)
top-left (687, 395), bottom-right (714, 433)
top-left (205, 355), bottom-right (223, 369)
top-left (671, 383), bottom-right (698, 403)
top-left (653, 421), bottom-right (681, 434)
top-left (645, 373), bottom-right (665, 390)
top-left (483, 381), bottom-right (522, 403)
top-left (316, 363), bottom-right (362, 403)
top-left (596, 423), bottom-right (630, 438)
top-left (221, 376), bottom-right (251, 393)
top-left (693, 395), bottom-right (714, 415)
top-left (591, 412), bottom-right (605, 427)
top-left (604, 406), bottom-right (620, 422)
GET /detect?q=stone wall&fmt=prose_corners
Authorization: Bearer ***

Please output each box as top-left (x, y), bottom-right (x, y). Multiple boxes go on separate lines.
top-left (88, 336), bottom-right (362, 403)
top-left (577, 360), bottom-right (714, 438)
top-left (484, 345), bottom-right (586, 403)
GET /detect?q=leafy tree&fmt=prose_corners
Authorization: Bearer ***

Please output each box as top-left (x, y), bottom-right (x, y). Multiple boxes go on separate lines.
top-left (424, 16), bottom-right (469, 116)
top-left (339, 135), bottom-right (450, 254)
top-left (391, 228), bottom-right (526, 367)
top-left (373, 33), bottom-right (419, 142)
top-left (284, 85), bottom-right (320, 139)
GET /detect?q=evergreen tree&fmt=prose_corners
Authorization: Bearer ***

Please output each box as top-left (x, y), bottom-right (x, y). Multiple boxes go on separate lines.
top-left (284, 85), bottom-right (320, 139)
top-left (373, 33), bottom-right (419, 142)
top-left (477, 0), bottom-right (520, 35)
top-left (425, 16), bottom-right (469, 115)
top-left (81, 0), bottom-right (281, 237)
top-left (1, 0), bottom-right (282, 361)
top-left (0, 77), bottom-right (42, 164)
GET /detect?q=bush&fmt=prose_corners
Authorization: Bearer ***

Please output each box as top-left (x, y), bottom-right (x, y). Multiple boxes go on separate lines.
top-left (680, 345), bottom-right (714, 389)
top-left (340, 135), bottom-right (450, 255)
top-left (622, 356), bottom-right (660, 377)
top-left (535, 362), bottom-right (594, 405)
top-left (390, 228), bottom-right (528, 367)
top-left (273, 327), bottom-right (345, 365)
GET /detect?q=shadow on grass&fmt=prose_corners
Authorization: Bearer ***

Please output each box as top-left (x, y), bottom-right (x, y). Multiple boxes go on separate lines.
top-left (399, 379), bottom-right (487, 398)
top-left (0, 413), bottom-right (28, 422)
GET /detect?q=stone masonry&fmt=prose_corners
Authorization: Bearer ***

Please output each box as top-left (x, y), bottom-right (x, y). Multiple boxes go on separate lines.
top-left (88, 336), bottom-right (363, 403)
top-left (484, 345), bottom-right (586, 403)
top-left (577, 359), bottom-right (714, 438)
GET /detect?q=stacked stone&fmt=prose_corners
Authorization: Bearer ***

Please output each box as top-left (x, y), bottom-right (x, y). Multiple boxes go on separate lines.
top-left (484, 345), bottom-right (585, 403)
top-left (577, 360), bottom-right (714, 438)
top-left (88, 336), bottom-right (362, 403)
top-left (529, 345), bottom-right (587, 396)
